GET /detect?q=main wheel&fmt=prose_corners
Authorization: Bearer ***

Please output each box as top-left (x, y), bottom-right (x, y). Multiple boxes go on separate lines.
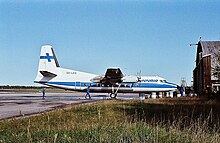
top-left (110, 93), bottom-right (117, 98)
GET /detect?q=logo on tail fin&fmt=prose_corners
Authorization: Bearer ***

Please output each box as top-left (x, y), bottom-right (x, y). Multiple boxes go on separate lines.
top-left (40, 53), bottom-right (54, 62)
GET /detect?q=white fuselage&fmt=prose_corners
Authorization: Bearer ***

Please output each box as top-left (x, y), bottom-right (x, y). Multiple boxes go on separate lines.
top-left (34, 45), bottom-right (177, 94)
top-left (35, 67), bottom-right (177, 93)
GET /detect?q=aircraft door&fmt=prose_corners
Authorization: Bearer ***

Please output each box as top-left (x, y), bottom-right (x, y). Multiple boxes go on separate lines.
top-left (76, 81), bottom-right (81, 90)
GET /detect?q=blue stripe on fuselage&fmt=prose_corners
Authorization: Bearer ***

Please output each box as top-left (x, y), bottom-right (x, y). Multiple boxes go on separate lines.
top-left (40, 81), bottom-right (176, 88)
top-left (135, 83), bottom-right (176, 88)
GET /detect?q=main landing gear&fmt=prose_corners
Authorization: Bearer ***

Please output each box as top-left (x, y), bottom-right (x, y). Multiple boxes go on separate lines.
top-left (110, 84), bottom-right (121, 99)
top-left (110, 93), bottom-right (117, 98)
top-left (85, 84), bottom-right (121, 99)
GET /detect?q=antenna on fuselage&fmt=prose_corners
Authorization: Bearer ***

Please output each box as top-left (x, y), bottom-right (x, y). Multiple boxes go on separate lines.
top-left (137, 70), bottom-right (141, 81)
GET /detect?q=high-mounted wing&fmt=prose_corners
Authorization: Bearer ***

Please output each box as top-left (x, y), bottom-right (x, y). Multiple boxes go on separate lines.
top-left (90, 68), bottom-right (124, 85)
top-left (103, 68), bottom-right (124, 85)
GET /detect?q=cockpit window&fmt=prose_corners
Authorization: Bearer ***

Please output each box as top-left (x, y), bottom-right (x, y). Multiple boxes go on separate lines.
top-left (160, 80), bottom-right (167, 83)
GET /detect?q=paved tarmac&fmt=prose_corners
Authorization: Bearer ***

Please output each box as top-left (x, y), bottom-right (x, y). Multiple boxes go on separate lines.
top-left (0, 92), bottom-right (139, 120)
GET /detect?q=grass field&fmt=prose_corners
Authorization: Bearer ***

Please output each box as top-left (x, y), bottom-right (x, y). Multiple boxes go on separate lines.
top-left (0, 87), bottom-right (73, 94)
top-left (1, 98), bottom-right (220, 143)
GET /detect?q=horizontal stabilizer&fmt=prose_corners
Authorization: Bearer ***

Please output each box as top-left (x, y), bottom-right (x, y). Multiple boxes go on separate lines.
top-left (40, 71), bottom-right (57, 77)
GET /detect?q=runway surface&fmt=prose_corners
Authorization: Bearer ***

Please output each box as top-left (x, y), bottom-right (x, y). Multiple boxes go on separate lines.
top-left (0, 92), bottom-right (140, 120)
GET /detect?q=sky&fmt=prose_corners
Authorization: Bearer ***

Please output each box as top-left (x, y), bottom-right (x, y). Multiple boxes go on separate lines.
top-left (0, 0), bottom-right (220, 86)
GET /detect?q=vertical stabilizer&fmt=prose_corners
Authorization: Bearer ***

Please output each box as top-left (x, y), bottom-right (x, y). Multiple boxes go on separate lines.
top-left (35, 45), bottom-right (59, 82)
top-left (38, 45), bottom-right (59, 71)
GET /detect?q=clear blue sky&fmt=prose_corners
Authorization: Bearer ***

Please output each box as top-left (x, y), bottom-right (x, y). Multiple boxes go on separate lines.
top-left (0, 0), bottom-right (220, 86)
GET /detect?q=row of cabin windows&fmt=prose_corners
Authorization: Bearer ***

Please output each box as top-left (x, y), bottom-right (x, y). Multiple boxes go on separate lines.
top-left (77, 81), bottom-right (168, 87)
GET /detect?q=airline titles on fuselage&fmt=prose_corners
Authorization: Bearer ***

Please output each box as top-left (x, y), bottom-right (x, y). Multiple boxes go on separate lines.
top-left (140, 79), bottom-right (167, 83)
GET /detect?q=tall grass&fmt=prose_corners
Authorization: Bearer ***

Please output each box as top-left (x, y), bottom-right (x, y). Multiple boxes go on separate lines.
top-left (1, 99), bottom-right (220, 142)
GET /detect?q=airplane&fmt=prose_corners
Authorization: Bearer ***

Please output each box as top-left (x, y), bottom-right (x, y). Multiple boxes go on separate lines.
top-left (34, 45), bottom-right (178, 99)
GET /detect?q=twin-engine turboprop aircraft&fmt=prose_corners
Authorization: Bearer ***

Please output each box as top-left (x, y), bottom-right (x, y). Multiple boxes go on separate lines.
top-left (34, 45), bottom-right (177, 98)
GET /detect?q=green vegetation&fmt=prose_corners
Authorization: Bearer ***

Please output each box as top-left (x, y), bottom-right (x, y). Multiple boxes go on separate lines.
top-left (1, 98), bottom-right (220, 142)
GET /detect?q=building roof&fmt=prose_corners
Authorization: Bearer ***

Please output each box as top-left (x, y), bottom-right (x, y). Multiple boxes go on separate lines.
top-left (196, 41), bottom-right (220, 64)
top-left (199, 41), bottom-right (220, 56)
top-left (196, 41), bottom-right (220, 80)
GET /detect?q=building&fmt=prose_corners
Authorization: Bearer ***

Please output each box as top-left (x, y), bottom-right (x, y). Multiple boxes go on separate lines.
top-left (193, 41), bottom-right (220, 94)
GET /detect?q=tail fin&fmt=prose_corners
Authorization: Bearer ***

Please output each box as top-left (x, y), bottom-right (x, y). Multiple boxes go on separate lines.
top-left (38, 45), bottom-right (60, 71)
top-left (35, 45), bottom-right (59, 82)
